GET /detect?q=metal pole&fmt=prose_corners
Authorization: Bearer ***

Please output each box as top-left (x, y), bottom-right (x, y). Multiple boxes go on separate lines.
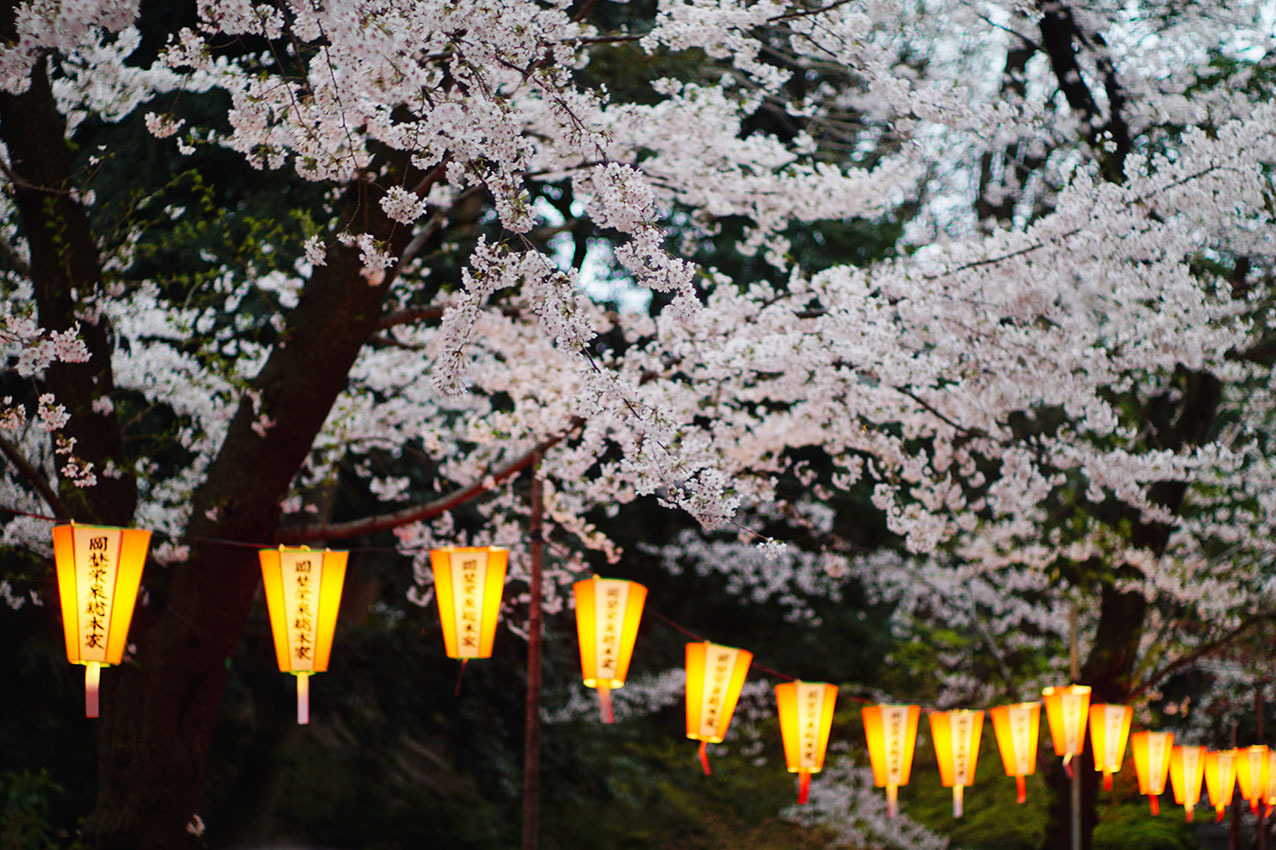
top-left (1070, 604), bottom-right (1081, 850)
top-left (1231, 724), bottom-right (1240, 850)
top-left (1259, 687), bottom-right (1267, 850)
top-left (522, 453), bottom-right (544, 850)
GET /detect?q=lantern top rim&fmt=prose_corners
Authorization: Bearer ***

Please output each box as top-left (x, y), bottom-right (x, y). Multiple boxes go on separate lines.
top-left (930, 707), bottom-right (983, 716)
top-left (55, 521), bottom-right (147, 532)
top-left (430, 545), bottom-right (508, 553)
top-left (690, 639), bottom-right (751, 653)
top-left (1042, 684), bottom-right (1091, 696)
top-left (264, 544), bottom-right (347, 554)
top-left (992, 701), bottom-right (1041, 710)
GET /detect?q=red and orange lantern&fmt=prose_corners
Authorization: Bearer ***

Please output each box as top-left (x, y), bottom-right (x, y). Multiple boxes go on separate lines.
top-left (990, 702), bottom-right (1040, 803)
top-left (1169, 744), bottom-right (1205, 822)
top-left (573, 576), bottom-right (646, 723)
top-left (863, 703), bottom-right (921, 817)
top-left (685, 641), bottom-right (752, 774)
top-left (429, 546), bottom-right (508, 659)
top-left (777, 681), bottom-right (837, 803)
top-left (1131, 731), bottom-right (1173, 814)
top-left (52, 523), bottom-right (152, 717)
top-left (1235, 745), bottom-right (1269, 815)
top-left (1204, 749), bottom-right (1237, 822)
top-left (1042, 685), bottom-right (1090, 776)
top-left (259, 546), bottom-right (347, 724)
top-left (1089, 703), bottom-right (1133, 790)
top-left (1266, 749), bottom-right (1276, 816)
top-left (930, 710), bottom-right (984, 817)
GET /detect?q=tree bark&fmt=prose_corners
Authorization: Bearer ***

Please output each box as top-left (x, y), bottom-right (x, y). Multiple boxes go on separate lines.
top-left (0, 58), bottom-right (137, 525)
top-left (80, 182), bottom-right (411, 849)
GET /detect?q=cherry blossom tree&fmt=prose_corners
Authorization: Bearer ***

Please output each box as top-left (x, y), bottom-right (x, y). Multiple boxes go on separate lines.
top-left (1, 0), bottom-right (1274, 847)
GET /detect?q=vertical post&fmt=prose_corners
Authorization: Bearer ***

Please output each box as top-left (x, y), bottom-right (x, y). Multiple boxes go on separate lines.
top-left (522, 452), bottom-right (544, 850)
top-left (1231, 725), bottom-right (1240, 850)
top-left (1259, 687), bottom-right (1267, 850)
top-left (1069, 604), bottom-right (1081, 850)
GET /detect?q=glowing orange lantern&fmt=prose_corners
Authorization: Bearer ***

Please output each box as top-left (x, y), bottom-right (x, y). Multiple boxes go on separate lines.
top-left (1235, 744), bottom-right (1269, 815)
top-left (930, 710), bottom-right (984, 817)
top-left (52, 523), bottom-right (151, 718)
top-left (776, 681), bottom-right (837, 804)
top-left (1266, 749), bottom-right (1276, 816)
top-left (1203, 749), bottom-right (1237, 822)
top-left (1042, 684), bottom-right (1091, 775)
top-left (990, 702), bottom-right (1040, 803)
top-left (863, 703), bottom-right (921, 817)
top-left (1089, 703), bottom-right (1133, 790)
top-left (259, 546), bottom-right (347, 725)
top-left (573, 576), bottom-right (646, 723)
top-left (429, 546), bottom-right (508, 659)
top-left (1170, 744), bottom-right (1205, 822)
top-left (1131, 731), bottom-right (1173, 814)
top-left (685, 641), bottom-right (752, 774)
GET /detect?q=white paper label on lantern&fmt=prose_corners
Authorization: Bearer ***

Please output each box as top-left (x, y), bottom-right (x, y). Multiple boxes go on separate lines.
top-left (1061, 692), bottom-right (1084, 755)
top-left (593, 579), bottom-right (630, 683)
top-left (796, 683), bottom-right (828, 770)
top-left (1146, 733), bottom-right (1169, 793)
top-left (280, 550), bottom-right (323, 671)
top-left (449, 550), bottom-right (489, 658)
top-left (950, 712), bottom-right (976, 786)
top-left (1008, 706), bottom-right (1034, 775)
top-left (698, 644), bottom-right (740, 740)
top-left (1180, 746), bottom-right (1202, 802)
top-left (73, 526), bottom-right (122, 662)
top-left (881, 704), bottom-right (912, 783)
top-left (1102, 705), bottom-right (1127, 768)
top-left (1248, 748), bottom-right (1266, 796)
top-left (1180, 746), bottom-right (1201, 781)
top-left (1218, 751), bottom-right (1235, 788)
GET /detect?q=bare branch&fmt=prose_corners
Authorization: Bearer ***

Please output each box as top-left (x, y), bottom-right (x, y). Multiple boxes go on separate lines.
top-left (0, 433), bottom-right (67, 519)
top-left (374, 306), bottom-right (444, 331)
top-left (1127, 614), bottom-right (1276, 701)
top-left (275, 418), bottom-right (584, 544)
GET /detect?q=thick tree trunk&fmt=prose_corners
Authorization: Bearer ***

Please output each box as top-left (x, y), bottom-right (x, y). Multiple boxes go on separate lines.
top-left (0, 62), bottom-right (137, 525)
top-left (82, 189), bottom-right (408, 848)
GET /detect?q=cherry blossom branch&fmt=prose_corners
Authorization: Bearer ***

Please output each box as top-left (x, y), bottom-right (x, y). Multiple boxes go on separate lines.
top-left (275, 418), bottom-right (584, 544)
top-left (0, 433), bottom-right (67, 519)
top-left (1126, 613), bottom-right (1276, 702)
top-left (767, 0), bottom-right (857, 23)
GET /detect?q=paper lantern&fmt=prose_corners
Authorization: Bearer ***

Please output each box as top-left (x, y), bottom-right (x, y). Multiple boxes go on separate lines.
top-left (1203, 749), bottom-right (1237, 822)
top-left (1169, 744), bottom-right (1205, 822)
top-left (259, 546), bottom-right (347, 725)
top-left (863, 703), bottom-right (921, 817)
top-left (1131, 731), bottom-right (1173, 814)
top-left (776, 681), bottom-right (838, 804)
top-left (1042, 685), bottom-right (1091, 774)
top-left (685, 641), bottom-right (752, 774)
top-left (1235, 744), bottom-right (1269, 815)
top-left (990, 702), bottom-right (1041, 803)
top-left (429, 546), bottom-right (508, 659)
top-left (930, 710), bottom-right (984, 817)
top-left (1266, 749), bottom-right (1276, 815)
top-left (1089, 703), bottom-right (1133, 790)
top-left (573, 576), bottom-right (646, 723)
top-left (52, 523), bottom-right (152, 718)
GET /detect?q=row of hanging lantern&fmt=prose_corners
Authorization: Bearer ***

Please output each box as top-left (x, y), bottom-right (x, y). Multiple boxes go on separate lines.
top-left (862, 688), bottom-right (1275, 824)
top-left (52, 522), bottom-right (354, 724)
top-left (47, 527), bottom-right (1276, 823)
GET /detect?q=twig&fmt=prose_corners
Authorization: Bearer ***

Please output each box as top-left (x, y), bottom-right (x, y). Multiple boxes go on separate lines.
top-left (0, 434), bottom-right (67, 519)
top-left (1127, 614), bottom-right (1276, 701)
top-left (275, 419), bottom-right (583, 544)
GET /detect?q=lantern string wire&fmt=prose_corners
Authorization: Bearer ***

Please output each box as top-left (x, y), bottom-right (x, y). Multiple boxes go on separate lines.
top-left (5, 504), bottom-right (1046, 710)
